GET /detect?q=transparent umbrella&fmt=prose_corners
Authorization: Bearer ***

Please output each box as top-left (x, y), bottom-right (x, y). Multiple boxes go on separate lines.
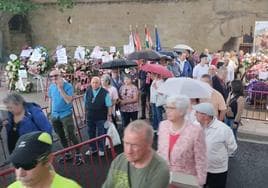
top-left (158, 77), bottom-right (212, 98)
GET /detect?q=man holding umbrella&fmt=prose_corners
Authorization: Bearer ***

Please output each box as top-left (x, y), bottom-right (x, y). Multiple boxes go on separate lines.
top-left (100, 59), bottom-right (137, 92)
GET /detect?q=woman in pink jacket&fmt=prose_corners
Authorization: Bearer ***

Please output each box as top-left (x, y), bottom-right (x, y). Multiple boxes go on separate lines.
top-left (157, 95), bottom-right (207, 186)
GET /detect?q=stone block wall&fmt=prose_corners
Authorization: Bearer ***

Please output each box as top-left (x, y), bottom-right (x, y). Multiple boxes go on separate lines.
top-left (4, 0), bottom-right (268, 53)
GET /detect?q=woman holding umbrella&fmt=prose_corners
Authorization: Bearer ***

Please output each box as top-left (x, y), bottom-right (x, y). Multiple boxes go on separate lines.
top-left (157, 95), bottom-right (207, 187)
top-left (118, 74), bottom-right (139, 128)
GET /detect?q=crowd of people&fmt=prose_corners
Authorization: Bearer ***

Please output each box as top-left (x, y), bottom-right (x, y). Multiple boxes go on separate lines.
top-left (0, 48), bottom-right (247, 188)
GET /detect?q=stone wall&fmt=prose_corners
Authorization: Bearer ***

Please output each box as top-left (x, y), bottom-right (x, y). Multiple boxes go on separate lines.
top-left (0, 11), bottom-right (12, 58)
top-left (6, 0), bottom-right (268, 53)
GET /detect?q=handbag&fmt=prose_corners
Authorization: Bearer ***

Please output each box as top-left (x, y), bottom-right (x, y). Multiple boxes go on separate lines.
top-left (105, 121), bottom-right (121, 147)
top-left (169, 171), bottom-right (201, 188)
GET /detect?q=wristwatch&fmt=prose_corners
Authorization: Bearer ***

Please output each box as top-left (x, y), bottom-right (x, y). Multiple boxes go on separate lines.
top-left (233, 121), bottom-right (239, 125)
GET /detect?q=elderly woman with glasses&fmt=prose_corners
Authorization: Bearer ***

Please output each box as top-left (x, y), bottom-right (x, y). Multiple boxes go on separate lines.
top-left (157, 95), bottom-right (207, 187)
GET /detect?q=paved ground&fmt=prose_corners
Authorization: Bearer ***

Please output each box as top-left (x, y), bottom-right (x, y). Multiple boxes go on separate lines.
top-left (1, 86), bottom-right (268, 188)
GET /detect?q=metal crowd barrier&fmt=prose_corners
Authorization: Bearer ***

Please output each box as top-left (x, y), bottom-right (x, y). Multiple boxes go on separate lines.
top-left (0, 168), bottom-right (15, 187)
top-left (243, 90), bottom-right (268, 121)
top-left (0, 70), bottom-right (7, 88)
top-left (0, 135), bottom-right (116, 188)
top-left (72, 95), bottom-right (87, 142)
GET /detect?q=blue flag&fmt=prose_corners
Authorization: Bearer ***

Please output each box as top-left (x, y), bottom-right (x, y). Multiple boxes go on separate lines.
top-left (155, 27), bottom-right (161, 51)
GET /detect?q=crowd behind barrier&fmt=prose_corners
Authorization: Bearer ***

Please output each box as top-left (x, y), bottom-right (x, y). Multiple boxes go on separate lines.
top-left (0, 134), bottom-right (116, 188)
top-left (1, 89), bottom-right (267, 165)
top-left (1, 47), bottom-right (268, 187)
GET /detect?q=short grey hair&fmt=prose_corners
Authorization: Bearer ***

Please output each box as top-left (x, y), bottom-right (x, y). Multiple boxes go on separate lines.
top-left (101, 74), bottom-right (111, 85)
top-left (125, 120), bottom-right (153, 143)
top-left (3, 92), bottom-right (25, 106)
top-left (165, 95), bottom-right (190, 116)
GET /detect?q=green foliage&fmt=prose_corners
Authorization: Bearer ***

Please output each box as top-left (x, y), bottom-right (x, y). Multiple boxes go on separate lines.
top-left (57, 0), bottom-right (74, 10)
top-left (0, 0), bottom-right (40, 14)
top-left (0, 0), bottom-right (74, 14)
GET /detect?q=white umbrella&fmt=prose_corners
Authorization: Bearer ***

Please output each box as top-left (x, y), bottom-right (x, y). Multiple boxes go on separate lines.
top-left (158, 77), bottom-right (212, 98)
top-left (174, 44), bottom-right (194, 52)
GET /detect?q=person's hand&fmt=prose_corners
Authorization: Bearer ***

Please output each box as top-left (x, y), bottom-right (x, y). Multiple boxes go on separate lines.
top-left (56, 79), bottom-right (64, 90)
top-left (119, 100), bottom-right (126, 105)
top-left (232, 122), bottom-right (239, 129)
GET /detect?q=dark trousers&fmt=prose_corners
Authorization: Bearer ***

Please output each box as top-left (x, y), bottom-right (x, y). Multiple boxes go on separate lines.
top-left (141, 92), bottom-right (148, 118)
top-left (87, 119), bottom-right (106, 151)
top-left (51, 114), bottom-right (80, 152)
top-left (121, 111), bottom-right (138, 127)
top-left (151, 103), bottom-right (163, 130)
top-left (205, 171), bottom-right (228, 188)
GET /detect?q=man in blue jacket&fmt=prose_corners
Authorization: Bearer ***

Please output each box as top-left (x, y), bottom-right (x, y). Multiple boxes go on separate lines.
top-left (175, 51), bottom-right (193, 77)
top-left (2, 92), bottom-right (52, 154)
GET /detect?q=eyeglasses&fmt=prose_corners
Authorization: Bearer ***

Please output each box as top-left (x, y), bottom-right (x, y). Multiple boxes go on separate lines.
top-left (49, 74), bottom-right (59, 78)
top-left (13, 161), bottom-right (38, 170)
top-left (163, 105), bottom-right (177, 110)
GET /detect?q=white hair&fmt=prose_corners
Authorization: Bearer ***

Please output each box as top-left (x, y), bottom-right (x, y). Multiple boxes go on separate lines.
top-left (101, 74), bottom-right (111, 85)
top-left (165, 95), bottom-right (190, 115)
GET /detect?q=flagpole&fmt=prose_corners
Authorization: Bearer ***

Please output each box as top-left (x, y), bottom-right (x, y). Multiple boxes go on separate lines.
top-left (155, 25), bottom-right (161, 51)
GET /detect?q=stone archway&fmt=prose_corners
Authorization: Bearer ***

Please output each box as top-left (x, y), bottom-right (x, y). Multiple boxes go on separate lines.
top-left (8, 14), bottom-right (32, 53)
top-left (222, 36), bottom-right (240, 51)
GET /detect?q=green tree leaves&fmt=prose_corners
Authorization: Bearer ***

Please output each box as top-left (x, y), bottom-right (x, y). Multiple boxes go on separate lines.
top-left (0, 0), bottom-right (74, 14)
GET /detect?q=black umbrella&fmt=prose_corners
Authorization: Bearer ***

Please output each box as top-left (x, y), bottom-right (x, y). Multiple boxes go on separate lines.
top-left (127, 50), bottom-right (162, 61)
top-left (159, 51), bottom-right (178, 59)
top-left (100, 59), bottom-right (137, 69)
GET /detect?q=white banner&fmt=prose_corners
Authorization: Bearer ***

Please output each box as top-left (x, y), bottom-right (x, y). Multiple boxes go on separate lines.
top-left (20, 49), bottom-right (33, 58)
top-left (56, 47), bottom-right (68, 64)
top-left (29, 49), bottom-right (42, 62)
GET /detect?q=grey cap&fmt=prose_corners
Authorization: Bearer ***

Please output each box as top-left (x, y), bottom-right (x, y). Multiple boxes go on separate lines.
top-left (193, 102), bottom-right (215, 116)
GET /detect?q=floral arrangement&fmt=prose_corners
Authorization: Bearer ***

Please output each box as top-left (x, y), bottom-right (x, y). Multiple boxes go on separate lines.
top-left (27, 45), bottom-right (50, 75)
top-left (5, 54), bottom-right (21, 90)
top-left (242, 53), bottom-right (268, 81)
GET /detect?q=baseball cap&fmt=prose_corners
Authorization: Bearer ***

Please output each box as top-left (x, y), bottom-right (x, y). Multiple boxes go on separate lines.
top-left (193, 103), bottom-right (215, 117)
top-left (10, 131), bottom-right (52, 170)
